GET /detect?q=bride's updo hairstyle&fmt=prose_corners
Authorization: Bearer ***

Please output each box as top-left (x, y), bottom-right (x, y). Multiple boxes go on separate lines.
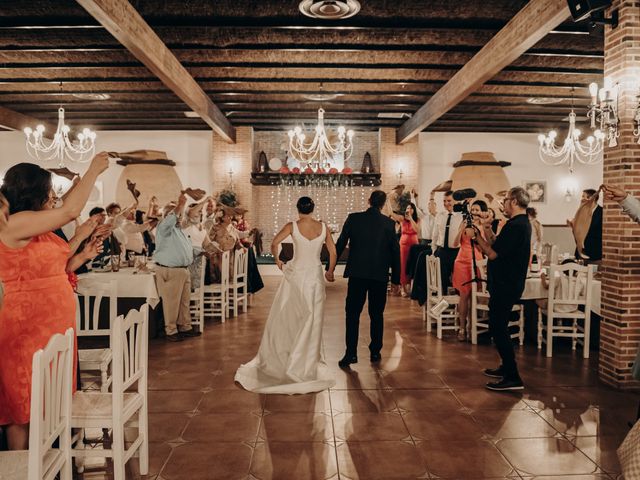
top-left (296, 196), bottom-right (315, 214)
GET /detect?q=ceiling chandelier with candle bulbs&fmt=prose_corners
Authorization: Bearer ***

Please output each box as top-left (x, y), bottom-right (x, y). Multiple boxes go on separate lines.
top-left (538, 87), bottom-right (605, 173)
top-left (587, 79), bottom-right (619, 147)
top-left (24, 107), bottom-right (97, 168)
top-left (287, 108), bottom-right (354, 171)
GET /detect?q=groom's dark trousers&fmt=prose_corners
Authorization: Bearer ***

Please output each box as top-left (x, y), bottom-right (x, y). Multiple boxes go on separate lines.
top-left (335, 207), bottom-right (400, 357)
top-left (345, 277), bottom-right (388, 355)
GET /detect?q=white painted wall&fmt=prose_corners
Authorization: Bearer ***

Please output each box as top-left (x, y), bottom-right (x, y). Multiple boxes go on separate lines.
top-left (0, 130), bottom-right (213, 213)
top-left (417, 132), bottom-right (603, 226)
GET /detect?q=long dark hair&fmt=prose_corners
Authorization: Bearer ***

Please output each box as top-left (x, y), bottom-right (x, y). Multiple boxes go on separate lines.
top-left (406, 202), bottom-right (418, 222)
top-left (472, 199), bottom-right (488, 212)
top-left (0, 163), bottom-right (52, 214)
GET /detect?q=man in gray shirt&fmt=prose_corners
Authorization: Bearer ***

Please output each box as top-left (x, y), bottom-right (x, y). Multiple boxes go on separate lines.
top-left (603, 184), bottom-right (640, 223)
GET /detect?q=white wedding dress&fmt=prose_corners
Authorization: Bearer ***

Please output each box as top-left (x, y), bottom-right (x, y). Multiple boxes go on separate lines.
top-left (234, 221), bottom-right (335, 394)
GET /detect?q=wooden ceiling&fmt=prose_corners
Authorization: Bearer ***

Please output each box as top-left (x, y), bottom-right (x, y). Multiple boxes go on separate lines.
top-left (0, 0), bottom-right (603, 133)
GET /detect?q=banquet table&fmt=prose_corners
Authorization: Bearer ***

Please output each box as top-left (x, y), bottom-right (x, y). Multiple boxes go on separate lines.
top-left (520, 273), bottom-right (602, 316)
top-left (77, 268), bottom-right (159, 308)
top-left (77, 267), bottom-right (164, 338)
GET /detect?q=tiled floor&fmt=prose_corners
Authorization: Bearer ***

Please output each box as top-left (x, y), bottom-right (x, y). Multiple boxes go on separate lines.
top-left (84, 277), bottom-right (638, 479)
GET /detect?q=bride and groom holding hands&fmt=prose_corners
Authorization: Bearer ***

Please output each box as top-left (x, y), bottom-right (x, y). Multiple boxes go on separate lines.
top-left (234, 190), bottom-right (400, 394)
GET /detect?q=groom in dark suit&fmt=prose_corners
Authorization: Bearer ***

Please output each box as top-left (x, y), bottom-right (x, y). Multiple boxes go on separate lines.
top-left (332, 190), bottom-right (400, 368)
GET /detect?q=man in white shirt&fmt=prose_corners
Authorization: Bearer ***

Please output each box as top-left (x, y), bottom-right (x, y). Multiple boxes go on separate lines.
top-left (431, 190), bottom-right (463, 292)
top-left (410, 189), bottom-right (436, 245)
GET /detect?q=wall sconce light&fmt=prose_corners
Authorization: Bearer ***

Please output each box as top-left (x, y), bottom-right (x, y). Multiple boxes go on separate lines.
top-left (396, 162), bottom-right (404, 183)
top-left (588, 79), bottom-right (619, 147)
top-left (227, 164), bottom-right (235, 189)
top-left (562, 176), bottom-right (579, 203)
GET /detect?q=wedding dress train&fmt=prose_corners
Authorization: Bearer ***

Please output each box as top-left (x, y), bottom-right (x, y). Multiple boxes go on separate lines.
top-left (234, 221), bottom-right (335, 394)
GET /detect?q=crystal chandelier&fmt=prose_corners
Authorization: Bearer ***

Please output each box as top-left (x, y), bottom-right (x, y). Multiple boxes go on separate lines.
top-left (24, 107), bottom-right (97, 167)
top-left (587, 80), bottom-right (619, 147)
top-left (538, 89), bottom-right (604, 173)
top-left (287, 108), bottom-right (354, 170)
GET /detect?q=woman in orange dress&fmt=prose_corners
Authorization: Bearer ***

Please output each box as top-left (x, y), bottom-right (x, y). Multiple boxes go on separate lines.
top-left (452, 200), bottom-right (488, 341)
top-left (398, 203), bottom-right (420, 296)
top-left (0, 153), bottom-right (109, 450)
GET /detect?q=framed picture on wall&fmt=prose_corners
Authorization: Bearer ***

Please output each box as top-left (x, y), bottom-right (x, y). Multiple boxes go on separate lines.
top-left (523, 180), bottom-right (546, 204)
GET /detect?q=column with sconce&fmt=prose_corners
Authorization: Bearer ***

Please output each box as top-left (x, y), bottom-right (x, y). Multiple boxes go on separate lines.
top-left (599, 0), bottom-right (640, 389)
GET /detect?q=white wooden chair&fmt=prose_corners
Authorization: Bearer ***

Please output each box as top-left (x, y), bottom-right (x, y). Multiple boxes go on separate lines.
top-left (228, 248), bottom-right (249, 317)
top-left (537, 263), bottom-right (593, 358)
top-left (71, 305), bottom-right (149, 480)
top-left (425, 255), bottom-right (460, 339)
top-left (190, 255), bottom-right (207, 332)
top-left (203, 250), bottom-right (230, 323)
top-left (540, 243), bottom-right (559, 266)
top-left (76, 280), bottom-right (117, 393)
top-left (470, 259), bottom-right (524, 345)
top-left (0, 328), bottom-right (74, 480)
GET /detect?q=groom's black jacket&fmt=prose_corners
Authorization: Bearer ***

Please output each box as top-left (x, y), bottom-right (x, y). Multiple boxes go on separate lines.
top-left (335, 207), bottom-right (400, 284)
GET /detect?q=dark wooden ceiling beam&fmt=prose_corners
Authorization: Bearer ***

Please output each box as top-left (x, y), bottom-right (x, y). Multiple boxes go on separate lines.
top-left (0, 65), bottom-right (601, 84)
top-left (0, 80), bottom-right (593, 97)
top-left (0, 105), bottom-right (55, 136)
top-left (397, 0), bottom-right (571, 143)
top-left (0, 49), bottom-right (604, 72)
top-left (74, 0), bottom-right (235, 143)
top-left (0, 26), bottom-right (601, 57)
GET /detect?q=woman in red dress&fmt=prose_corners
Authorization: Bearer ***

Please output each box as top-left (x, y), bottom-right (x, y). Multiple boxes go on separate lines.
top-left (398, 203), bottom-right (420, 296)
top-left (0, 153), bottom-right (109, 450)
top-left (452, 200), bottom-right (488, 341)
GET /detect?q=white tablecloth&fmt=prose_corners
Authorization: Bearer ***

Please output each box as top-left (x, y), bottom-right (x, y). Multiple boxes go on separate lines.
top-left (77, 268), bottom-right (160, 308)
top-left (520, 275), bottom-right (601, 316)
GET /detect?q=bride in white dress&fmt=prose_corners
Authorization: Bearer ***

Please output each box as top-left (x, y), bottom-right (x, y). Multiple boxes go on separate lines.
top-left (235, 196), bottom-right (337, 394)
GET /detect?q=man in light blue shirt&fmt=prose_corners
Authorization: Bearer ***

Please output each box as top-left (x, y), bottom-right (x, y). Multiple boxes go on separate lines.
top-left (154, 193), bottom-right (199, 341)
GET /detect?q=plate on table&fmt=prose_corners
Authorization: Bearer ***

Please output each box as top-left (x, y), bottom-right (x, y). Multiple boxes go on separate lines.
top-left (268, 157), bottom-right (282, 170)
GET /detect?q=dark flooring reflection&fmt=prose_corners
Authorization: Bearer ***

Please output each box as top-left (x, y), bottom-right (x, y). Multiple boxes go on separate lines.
top-left (80, 277), bottom-right (637, 479)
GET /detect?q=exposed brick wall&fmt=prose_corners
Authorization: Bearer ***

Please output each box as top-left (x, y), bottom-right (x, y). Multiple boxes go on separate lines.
top-left (212, 126), bottom-right (254, 222)
top-left (600, 0), bottom-right (640, 389)
top-left (211, 128), bottom-right (419, 247)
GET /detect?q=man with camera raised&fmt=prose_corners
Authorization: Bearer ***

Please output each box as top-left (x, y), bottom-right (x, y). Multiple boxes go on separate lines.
top-left (466, 187), bottom-right (531, 391)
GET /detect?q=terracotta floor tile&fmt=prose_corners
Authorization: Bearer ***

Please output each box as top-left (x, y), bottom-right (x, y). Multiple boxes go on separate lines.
top-left (393, 388), bottom-right (463, 412)
top-left (199, 389), bottom-right (264, 413)
top-left (182, 412), bottom-right (261, 443)
top-left (330, 389), bottom-right (397, 413)
top-left (416, 439), bottom-right (517, 478)
top-left (160, 442), bottom-right (252, 480)
top-left (128, 277), bottom-right (636, 478)
top-left (570, 434), bottom-right (626, 475)
top-left (249, 441), bottom-right (338, 480)
top-left (454, 388), bottom-right (529, 411)
top-left (259, 412), bottom-right (334, 442)
top-left (472, 409), bottom-right (560, 439)
top-left (333, 411), bottom-right (410, 442)
top-left (336, 441), bottom-right (428, 480)
top-left (148, 371), bottom-right (215, 390)
top-left (263, 390), bottom-right (331, 413)
top-left (148, 390), bottom-right (204, 413)
top-left (496, 437), bottom-right (600, 477)
top-left (381, 370), bottom-right (447, 389)
top-left (403, 411), bottom-right (485, 441)
top-left (147, 413), bottom-right (191, 442)
top-left (125, 441), bottom-right (172, 479)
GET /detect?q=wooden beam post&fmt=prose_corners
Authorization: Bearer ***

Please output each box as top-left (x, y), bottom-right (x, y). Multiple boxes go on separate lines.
top-left (76, 0), bottom-right (236, 143)
top-left (396, 0), bottom-right (570, 144)
top-left (0, 105), bottom-right (55, 138)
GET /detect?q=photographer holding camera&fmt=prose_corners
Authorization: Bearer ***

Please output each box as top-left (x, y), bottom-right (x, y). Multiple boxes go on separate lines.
top-left (466, 187), bottom-right (531, 391)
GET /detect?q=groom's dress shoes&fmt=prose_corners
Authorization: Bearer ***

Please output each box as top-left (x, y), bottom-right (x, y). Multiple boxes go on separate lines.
top-left (338, 355), bottom-right (358, 369)
top-left (370, 353), bottom-right (382, 363)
